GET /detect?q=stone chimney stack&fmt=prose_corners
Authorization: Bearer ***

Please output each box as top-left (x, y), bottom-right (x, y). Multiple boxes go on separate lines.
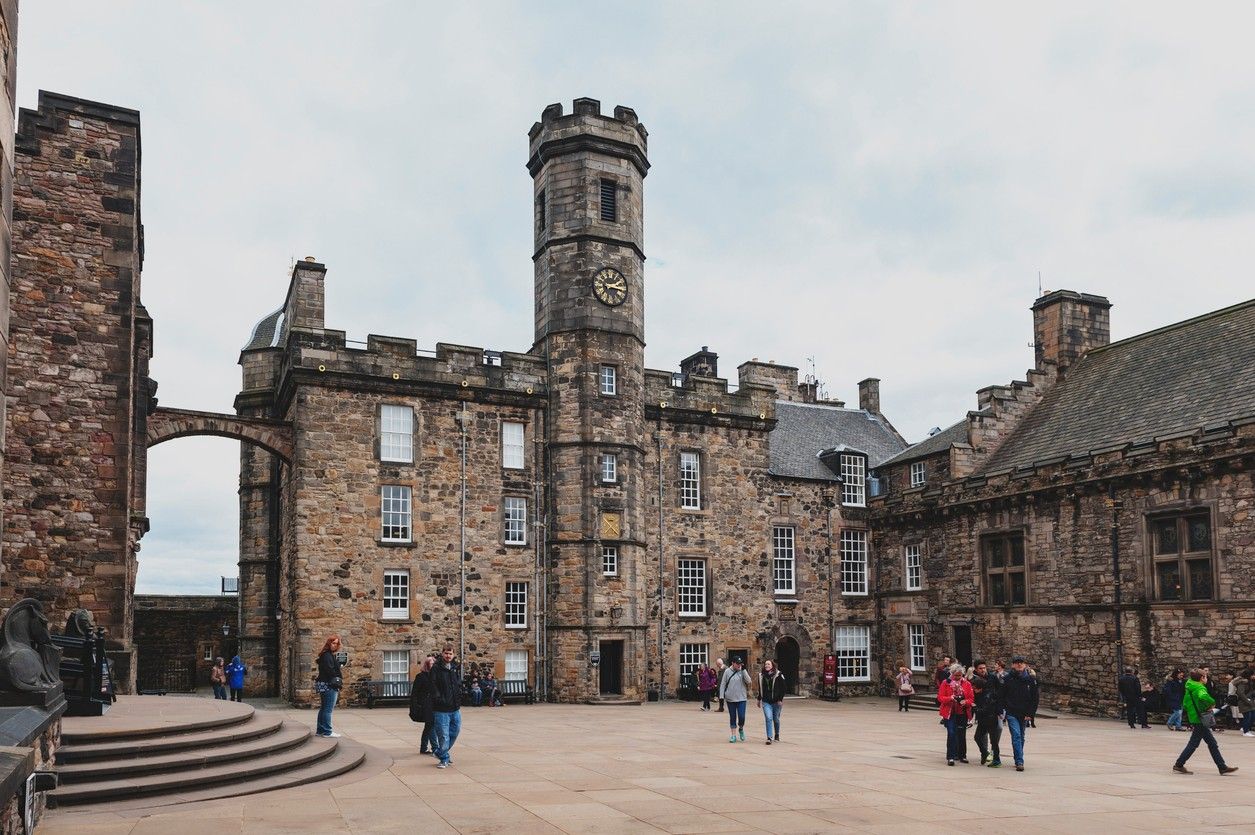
top-left (680, 346), bottom-right (718, 379)
top-left (858, 378), bottom-right (881, 413)
top-left (1032, 290), bottom-right (1111, 373)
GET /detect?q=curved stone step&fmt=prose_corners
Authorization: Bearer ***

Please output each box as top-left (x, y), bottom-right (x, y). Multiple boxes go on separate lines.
top-left (53, 739), bottom-right (368, 811)
top-left (48, 734), bottom-right (340, 805)
top-left (57, 722), bottom-right (311, 782)
top-left (56, 712), bottom-right (285, 764)
top-left (60, 698), bottom-right (255, 744)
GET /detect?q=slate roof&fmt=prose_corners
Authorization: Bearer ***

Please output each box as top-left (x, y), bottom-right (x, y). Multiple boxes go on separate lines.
top-left (768, 401), bottom-right (907, 481)
top-left (879, 418), bottom-right (971, 468)
top-left (982, 297), bottom-right (1255, 473)
top-left (243, 308), bottom-right (284, 351)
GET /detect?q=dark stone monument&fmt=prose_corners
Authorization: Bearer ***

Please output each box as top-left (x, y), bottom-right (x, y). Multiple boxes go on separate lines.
top-left (0, 599), bottom-right (66, 711)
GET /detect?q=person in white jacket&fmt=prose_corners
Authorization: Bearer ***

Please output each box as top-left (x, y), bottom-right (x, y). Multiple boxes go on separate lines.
top-left (718, 658), bottom-right (752, 743)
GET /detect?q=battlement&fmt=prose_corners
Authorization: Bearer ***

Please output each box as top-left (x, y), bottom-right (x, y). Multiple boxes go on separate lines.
top-left (527, 97), bottom-right (649, 177)
top-left (644, 368), bottom-right (776, 425)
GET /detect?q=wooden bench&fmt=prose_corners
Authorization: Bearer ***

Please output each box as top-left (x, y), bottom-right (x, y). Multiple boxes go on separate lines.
top-left (498, 679), bottom-right (534, 704)
top-left (356, 679), bottom-right (411, 708)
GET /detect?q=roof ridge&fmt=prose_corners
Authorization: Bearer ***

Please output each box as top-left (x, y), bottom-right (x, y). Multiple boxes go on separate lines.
top-left (1084, 296), bottom-right (1255, 360)
top-left (775, 400), bottom-right (866, 414)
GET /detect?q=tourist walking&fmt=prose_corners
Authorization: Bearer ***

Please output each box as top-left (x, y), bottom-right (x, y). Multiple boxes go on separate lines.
top-left (896, 665), bottom-right (914, 712)
top-left (971, 661), bottom-right (1002, 767)
top-left (1174, 668), bottom-right (1238, 775)
top-left (715, 658), bottom-right (727, 712)
top-left (409, 654), bottom-right (436, 755)
top-left (718, 657), bottom-right (752, 743)
top-left (697, 662), bottom-right (718, 711)
top-left (1002, 655), bottom-right (1039, 772)
top-left (937, 663), bottom-right (973, 765)
top-left (1119, 667), bottom-right (1149, 728)
top-left (757, 659), bottom-right (787, 744)
top-left (1164, 669), bottom-right (1187, 731)
top-left (933, 655), bottom-right (953, 689)
top-left (225, 654), bottom-right (247, 703)
top-left (210, 657), bottom-right (227, 700)
top-left (314, 636), bottom-right (343, 737)
top-left (431, 645), bottom-right (463, 768)
top-left (1234, 668), bottom-right (1255, 736)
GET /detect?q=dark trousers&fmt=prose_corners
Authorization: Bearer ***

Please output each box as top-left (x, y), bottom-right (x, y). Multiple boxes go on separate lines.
top-left (701, 690), bottom-right (713, 710)
top-left (420, 721), bottom-right (434, 752)
top-left (1126, 700), bottom-right (1148, 727)
top-left (898, 695), bottom-right (911, 711)
top-left (1176, 722), bottom-right (1228, 771)
top-left (974, 715), bottom-right (1001, 763)
top-left (945, 716), bottom-right (968, 761)
top-left (230, 687), bottom-right (243, 702)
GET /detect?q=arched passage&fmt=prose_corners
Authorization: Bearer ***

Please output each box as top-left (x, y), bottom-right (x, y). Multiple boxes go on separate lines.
top-left (775, 636), bottom-right (801, 695)
top-left (147, 407), bottom-right (293, 463)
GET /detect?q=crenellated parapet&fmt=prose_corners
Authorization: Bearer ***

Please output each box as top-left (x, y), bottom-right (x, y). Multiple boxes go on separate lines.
top-left (643, 368), bottom-right (776, 428)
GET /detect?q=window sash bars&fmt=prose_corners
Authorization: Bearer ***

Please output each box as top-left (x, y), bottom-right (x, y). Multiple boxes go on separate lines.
top-left (380, 405), bottom-right (413, 463)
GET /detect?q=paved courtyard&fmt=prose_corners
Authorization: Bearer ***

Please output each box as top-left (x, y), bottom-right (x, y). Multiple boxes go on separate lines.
top-left (43, 697), bottom-right (1255, 834)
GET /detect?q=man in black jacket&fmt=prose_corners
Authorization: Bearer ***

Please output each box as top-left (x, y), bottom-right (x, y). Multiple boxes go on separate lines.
top-left (1002, 655), bottom-right (1039, 772)
top-left (430, 645), bottom-right (463, 768)
top-left (971, 661), bottom-right (1002, 767)
top-left (1118, 667), bottom-right (1149, 728)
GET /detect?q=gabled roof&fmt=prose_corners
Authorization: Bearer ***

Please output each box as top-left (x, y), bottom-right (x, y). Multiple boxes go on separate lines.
top-left (769, 401), bottom-right (907, 481)
top-left (878, 418), bottom-right (971, 468)
top-left (982, 297), bottom-right (1255, 473)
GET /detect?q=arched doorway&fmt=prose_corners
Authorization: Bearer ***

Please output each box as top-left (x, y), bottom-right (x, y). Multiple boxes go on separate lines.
top-left (775, 637), bottom-right (800, 695)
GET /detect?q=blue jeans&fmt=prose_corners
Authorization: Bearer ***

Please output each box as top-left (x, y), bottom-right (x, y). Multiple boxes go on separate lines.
top-left (1006, 714), bottom-right (1028, 766)
top-left (212, 683), bottom-right (227, 700)
top-left (433, 709), bottom-right (462, 764)
top-left (471, 690), bottom-right (483, 707)
top-left (316, 687), bottom-right (338, 735)
top-left (726, 701), bottom-right (746, 731)
top-left (1176, 722), bottom-right (1227, 771)
top-left (1167, 708), bottom-right (1184, 729)
top-left (1242, 711), bottom-right (1255, 734)
top-left (944, 716), bottom-right (967, 761)
top-left (762, 701), bottom-right (782, 738)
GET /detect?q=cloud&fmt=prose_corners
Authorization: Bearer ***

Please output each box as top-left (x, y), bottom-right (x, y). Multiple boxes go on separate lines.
top-left (15, 1), bottom-right (1255, 592)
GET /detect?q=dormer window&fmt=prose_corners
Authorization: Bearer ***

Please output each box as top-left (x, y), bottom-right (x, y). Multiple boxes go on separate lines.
top-left (840, 453), bottom-right (866, 506)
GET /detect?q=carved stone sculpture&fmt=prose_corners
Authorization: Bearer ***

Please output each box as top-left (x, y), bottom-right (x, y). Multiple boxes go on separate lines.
top-left (0, 598), bottom-right (63, 694)
top-left (64, 609), bottom-right (95, 639)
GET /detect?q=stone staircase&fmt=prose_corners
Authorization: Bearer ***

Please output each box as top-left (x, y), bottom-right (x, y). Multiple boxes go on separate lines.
top-left (50, 697), bottom-right (365, 807)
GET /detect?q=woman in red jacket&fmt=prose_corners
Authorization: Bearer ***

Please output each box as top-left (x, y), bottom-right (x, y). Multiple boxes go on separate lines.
top-left (938, 664), bottom-right (974, 766)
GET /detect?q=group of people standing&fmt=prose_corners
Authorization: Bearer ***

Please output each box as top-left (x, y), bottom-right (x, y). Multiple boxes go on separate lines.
top-left (932, 654), bottom-right (1039, 772)
top-left (209, 655), bottom-right (247, 702)
top-left (1123, 666), bottom-right (1255, 737)
top-left (695, 657), bottom-right (788, 745)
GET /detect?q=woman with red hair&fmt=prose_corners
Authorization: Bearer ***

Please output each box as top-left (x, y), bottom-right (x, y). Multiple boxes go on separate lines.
top-left (315, 635), bottom-right (344, 737)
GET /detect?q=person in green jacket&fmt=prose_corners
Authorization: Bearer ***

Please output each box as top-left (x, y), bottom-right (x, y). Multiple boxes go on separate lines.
top-left (1173, 668), bottom-right (1239, 775)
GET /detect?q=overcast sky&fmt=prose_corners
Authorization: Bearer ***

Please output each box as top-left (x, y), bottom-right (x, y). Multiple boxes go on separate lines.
top-left (16, 2), bottom-right (1255, 594)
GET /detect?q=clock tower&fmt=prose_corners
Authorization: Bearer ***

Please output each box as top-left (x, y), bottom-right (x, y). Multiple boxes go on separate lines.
top-left (529, 98), bottom-right (649, 701)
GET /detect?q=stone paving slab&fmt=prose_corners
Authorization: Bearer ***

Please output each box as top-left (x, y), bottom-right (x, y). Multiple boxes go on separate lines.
top-left (41, 697), bottom-right (1255, 833)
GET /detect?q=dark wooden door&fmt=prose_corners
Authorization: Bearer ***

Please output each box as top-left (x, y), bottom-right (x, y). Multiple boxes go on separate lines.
top-left (599, 640), bottom-right (623, 695)
top-left (953, 626), bottom-right (973, 668)
top-left (775, 637), bottom-right (800, 695)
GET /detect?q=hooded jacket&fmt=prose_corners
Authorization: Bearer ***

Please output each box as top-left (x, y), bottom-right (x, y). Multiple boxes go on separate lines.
top-left (1162, 676), bottom-right (1185, 711)
top-left (225, 656), bottom-right (247, 690)
top-left (1182, 677), bottom-right (1215, 724)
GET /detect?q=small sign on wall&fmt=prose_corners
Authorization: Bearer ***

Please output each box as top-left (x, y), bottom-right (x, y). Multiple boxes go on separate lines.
top-left (590, 651), bottom-right (601, 666)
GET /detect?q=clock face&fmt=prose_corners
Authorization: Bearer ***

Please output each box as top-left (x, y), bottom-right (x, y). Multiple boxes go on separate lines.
top-left (592, 267), bottom-right (628, 307)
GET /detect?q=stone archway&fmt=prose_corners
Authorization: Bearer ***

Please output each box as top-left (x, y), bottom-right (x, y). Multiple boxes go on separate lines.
top-left (763, 622), bottom-right (814, 695)
top-left (146, 407), bottom-right (293, 462)
top-left (775, 636), bottom-right (801, 695)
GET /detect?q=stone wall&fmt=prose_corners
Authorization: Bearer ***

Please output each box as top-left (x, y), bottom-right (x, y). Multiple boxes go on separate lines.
top-left (0, 0), bottom-right (17, 581)
top-left (134, 594), bottom-right (238, 686)
top-left (2, 92), bottom-right (148, 691)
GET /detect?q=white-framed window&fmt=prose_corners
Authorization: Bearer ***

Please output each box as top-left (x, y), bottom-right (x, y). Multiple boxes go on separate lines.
top-left (677, 558), bottom-right (706, 617)
top-left (679, 643), bottom-right (709, 679)
top-left (201, 643), bottom-right (213, 662)
top-left (835, 625), bottom-right (870, 682)
top-left (505, 581), bottom-right (528, 628)
top-left (772, 526), bottom-right (796, 596)
top-left (602, 546), bottom-right (618, 576)
top-left (601, 453), bottom-right (617, 483)
top-left (505, 649), bottom-right (528, 682)
top-left (905, 544), bottom-right (922, 591)
top-left (383, 570), bottom-right (409, 619)
top-left (380, 404), bottom-right (413, 463)
top-left (382, 650), bottom-right (409, 683)
top-left (840, 454), bottom-right (866, 506)
top-left (909, 461), bottom-right (926, 488)
top-left (841, 530), bottom-right (868, 595)
top-left (680, 452), bottom-right (701, 510)
top-left (502, 421), bottom-right (525, 470)
top-left (599, 364), bottom-right (617, 396)
top-left (381, 485), bottom-right (412, 543)
top-left (908, 624), bottom-right (926, 672)
top-left (504, 497), bottom-right (527, 545)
